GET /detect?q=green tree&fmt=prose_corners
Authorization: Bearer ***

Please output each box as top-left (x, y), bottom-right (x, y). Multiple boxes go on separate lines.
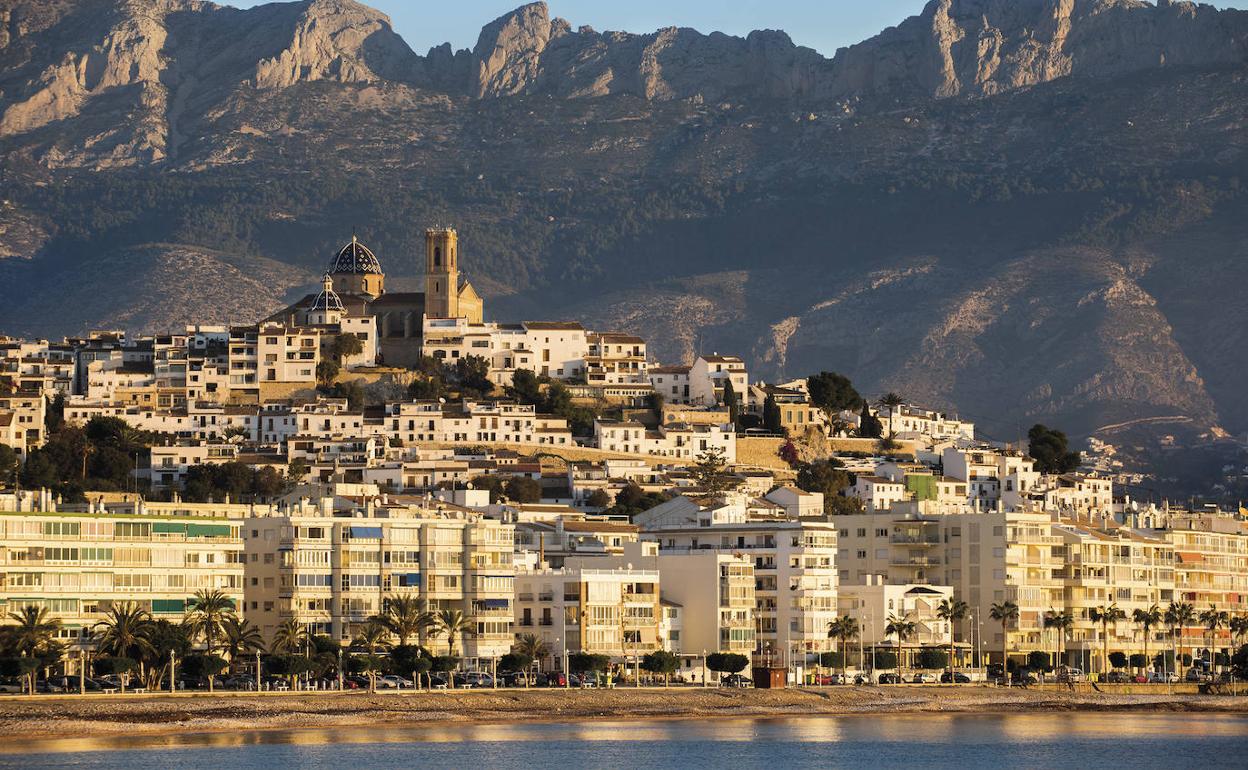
top-left (383, 594), bottom-right (433, 647)
top-left (936, 598), bottom-right (969, 676)
top-left (795, 459), bottom-right (852, 514)
top-left (221, 616), bottom-right (264, 666)
top-left (1028, 650), bottom-right (1052, 672)
top-left (508, 369), bottom-right (542, 404)
top-left (1199, 605), bottom-right (1230, 675)
top-left (885, 612), bottom-right (916, 682)
top-left (452, 355), bottom-right (493, 398)
top-left (640, 650), bottom-right (680, 686)
top-left (876, 392), bottom-right (905, 439)
top-left (432, 608), bottom-right (474, 661)
top-left (917, 648), bottom-right (949, 671)
top-left (0, 445), bottom-right (20, 487)
top-left (1108, 651), bottom-right (1128, 670)
top-left (857, 402), bottom-right (882, 439)
top-left (586, 488), bottom-right (612, 508)
top-left (806, 372), bottom-right (863, 424)
top-left (1027, 424), bottom-right (1081, 474)
top-left (93, 602), bottom-right (155, 692)
top-left (316, 359), bottom-right (340, 385)
top-left (1044, 610), bottom-right (1074, 670)
top-left (990, 601), bottom-right (1020, 675)
top-left (1165, 601), bottom-right (1197, 678)
top-left (504, 476), bottom-right (542, 504)
top-left (4, 606), bottom-right (60, 693)
top-left (271, 618), bottom-right (310, 656)
top-left (721, 377), bottom-right (739, 425)
top-left (185, 589), bottom-right (235, 656)
top-left (692, 447), bottom-right (736, 497)
top-left (1089, 603), bottom-right (1126, 678)
top-left (762, 393), bottom-right (783, 434)
top-left (825, 615), bottom-right (859, 679)
top-left (1133, 604), bottom-right (1162, 675)
top-left (330, 333), bottom-right (364, 363)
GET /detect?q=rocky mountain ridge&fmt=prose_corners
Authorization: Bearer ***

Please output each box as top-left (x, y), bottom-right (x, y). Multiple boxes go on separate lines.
top-left (2, 0), bottom-right (1248, 495)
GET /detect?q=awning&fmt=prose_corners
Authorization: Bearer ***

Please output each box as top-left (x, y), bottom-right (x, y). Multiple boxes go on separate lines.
top-left (187, 523), bottom-right (232, 538)
top-left (397, 573), bottom-right (421, 588)
top-left (479, 599), bottom-right (510, 609)
top-left (351, 526), bottom-right (383, 539)
top-left (152, 522), bottom-right (187, 534)
top-left (152, 599), bottom-right (186, 613)
top-left (1176, 551), bottom-right (1204, 564)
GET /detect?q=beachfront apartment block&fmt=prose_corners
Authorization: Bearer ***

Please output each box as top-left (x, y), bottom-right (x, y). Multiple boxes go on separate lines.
top-left (0, 498), bottom-right (246, 644)
top-left (512, 562), bottom-right (661, 671)
top-left (243, 495), bottom-right (515, 663)
top-left (634, 493), bottom-right (838, 656)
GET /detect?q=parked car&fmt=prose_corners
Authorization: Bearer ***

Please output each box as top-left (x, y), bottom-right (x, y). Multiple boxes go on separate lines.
top-left (1105, 671), bottom-right (1131, 684)
top-left (939, 672), bottom-right (971, 684)
top-left (720, 674), bottom-right (753, 688)
top-left (379, 675), bottom-right (413, 689)
top-left (1148, 671), bottom-right (1179, 683)
top-left (911, 673), bottom-right (939, 684)
top-left (462, 672), bottom-right (493, 688)
top-left (877, 673), bottom-right (902, 684)
top-left (547, 673), bottom-right (580, 687)
top-left (813, 673), bottom-right (847, 685)
top-left (1056, 667), bottom-right (1085, 683)
top-left (428, 674), bottom-right (449, 689)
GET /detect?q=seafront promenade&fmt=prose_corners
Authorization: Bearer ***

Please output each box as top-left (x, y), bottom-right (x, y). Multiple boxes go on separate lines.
top-left (2, 686), bottom-right (1245, 742)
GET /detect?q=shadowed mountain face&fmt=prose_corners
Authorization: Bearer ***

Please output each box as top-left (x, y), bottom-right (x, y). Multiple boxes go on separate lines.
top-left (2, 0), bottom-right (1248, 487)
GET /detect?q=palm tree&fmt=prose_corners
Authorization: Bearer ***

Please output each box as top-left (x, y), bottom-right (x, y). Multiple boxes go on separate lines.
top-left (1165, 601), bottom-right (1196, 678)
top-left (885, 612), bottom-right (916, 683)
top-left (221, 616), bottom-right (264, 667)
top-left (936, 599), bottom-right (969, 678)
top-left (1132, 604), bottom-right (1162, 676)
top-left (93, 602), bottom-right (155, 693)
top-left (1199, 605), bottom-right (1229, 676)
top-left (1089, 603), bottom-right (1126, 679)
top-left (271, 617), bottom-right (310, 656)
top-left (989, 601), bottom-right (1019, 679)
top-left (513, 633), bottom-right (549, 685)
top-left (353, 616), bottom-right (391, 691)
top-left (1230, 615), bottom-right (1248, 655)
top-left (876, 392), bottom-right (905, 439)
top-left (1043, 610), bottom-right (1074, 670)
top-left (383, 594), bottom-right (433, 647)
top-left (432, 608), bottom-right (474, 658)
top-left (185, 589), bottom-right (236, 656)
top-left (5, 605), bottom-right (60, 694)
top-left (825, 616), bottom-right (860, 680)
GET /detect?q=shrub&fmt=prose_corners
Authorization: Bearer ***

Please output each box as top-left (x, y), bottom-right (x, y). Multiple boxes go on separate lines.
top-left (873, 651), bottom-right (898, 670)
top-left (180, 654), bottom-right (228, 680)
top-left (1027, 650), bottom-right (1051, 672)
top-left (1108, 651), bottom-right (1128, 669)
top-left (918, 648), bottom-right (950, 671)
top-left (93, 656), bottom-right (137, 676)
top-left (499, 653), bottom-right (533, 673)
top-left (568, 652), bottom-right (610, 674)
top-left (818, 651), bottom-right (845, 669)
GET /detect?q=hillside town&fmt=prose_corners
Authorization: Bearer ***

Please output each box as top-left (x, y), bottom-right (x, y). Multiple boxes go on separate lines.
top-left (1, 231), bottom-right (1247, 693)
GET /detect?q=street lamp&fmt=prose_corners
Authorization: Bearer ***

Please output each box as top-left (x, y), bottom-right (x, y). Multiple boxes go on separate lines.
top-left (169, 650), bottom-right (176, 694)
top-left (338, 648), bottom-right (344, 691)
top-left (255, 649), bottom-right (262, 692)
top-left (702, 649), bottom-right (708, 688)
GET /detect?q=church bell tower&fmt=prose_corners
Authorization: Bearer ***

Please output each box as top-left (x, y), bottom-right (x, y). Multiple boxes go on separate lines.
top-left (424, 227), bottom-right (458, 318)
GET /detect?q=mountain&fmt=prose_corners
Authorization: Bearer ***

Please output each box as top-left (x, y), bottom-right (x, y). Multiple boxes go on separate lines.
top-left (2, 0), bottom-right (1248, 495)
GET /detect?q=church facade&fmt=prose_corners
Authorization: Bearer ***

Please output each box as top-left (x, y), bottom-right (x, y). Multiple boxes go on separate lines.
top-left (269, 227), bottom-right (483, 368)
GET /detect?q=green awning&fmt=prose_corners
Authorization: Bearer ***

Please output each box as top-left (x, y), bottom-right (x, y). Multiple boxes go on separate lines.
top-left (186, 523), bottom-right (232, 538)
top-left (152, 599), bottom-right (186, 613)
top-left (152, 522), bottom-right (188, 534)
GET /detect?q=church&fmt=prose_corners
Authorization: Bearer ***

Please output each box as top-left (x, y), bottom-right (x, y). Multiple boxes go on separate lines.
top-left (269, 227), bottom-right (483, 368)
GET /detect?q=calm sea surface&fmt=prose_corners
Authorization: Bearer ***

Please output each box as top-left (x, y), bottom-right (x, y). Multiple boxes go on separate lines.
top-left (3, 713), bottom-right (1247, 769)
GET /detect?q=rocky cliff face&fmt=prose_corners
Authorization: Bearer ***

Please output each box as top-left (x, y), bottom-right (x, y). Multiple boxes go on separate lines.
top-left (2, 0), bottom-right (1248, 494)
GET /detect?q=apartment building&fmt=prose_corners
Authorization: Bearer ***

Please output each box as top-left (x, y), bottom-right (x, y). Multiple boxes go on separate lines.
top-left (689, 355), bottom-right (748, 408)
top-left (0, 392), bottom-right (45, 459)
top-left (837, 580), bottom-right (955, 652)
top-left (634, 493), bottom-right (838, 656)
top-left (513, 563), bottom-right (661, 670)
top-left (594, 419), bottom-right (736, 462)
top-left (584, 333), bottom-right (648, 385)
top-left (0, 500), bottom-right (247, 644)
top-left (941, 446), bottom-right (1040, 510)
top-left (387, 400), bottom-right (572, 447)
top-left (421, 317), bottom-right (590, 385)
top-left (243, 494), bottom-right (515, 664)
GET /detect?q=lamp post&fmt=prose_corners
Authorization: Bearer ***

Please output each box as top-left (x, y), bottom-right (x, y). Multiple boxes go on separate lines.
top-left (338, 648), bottom-right (344, 691)
top-left (79, 648), bottom-right (86, 695)
top-left (169, 650), bottom-right (176, 694)
top-left (255, 649), bottom-right (262, 692)
top-left (702, 649), bottom-right (708, 688)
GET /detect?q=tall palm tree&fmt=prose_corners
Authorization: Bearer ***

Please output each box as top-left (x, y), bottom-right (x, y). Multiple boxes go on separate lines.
top-left (1165, 601), bottom-right (1196, 678)
top-left (221, 616), bottom-right (264, 666)
top-left (93, 602), bottom-right (155, 693)
top-left (1198, 605), bottom-right (1229, 675)
top-left (383, 594), bottom-right (433, 647)
top-left (1043, 610), bottom-right (1074, 670)
top-left (514, 633), bottom-right (548, 685)
top-left (825, 616), bottom-right (860, 680)
top-left (353, 616), bottom-right (391, 691)
top-left (1132, 604), bottom-right (1162, 676)
top-left (876, 392), bottom-right (905, 439)
top-left (432, 608), bottom-right (474, 658)
top-left (936, 599), bottom-right (969, 678)
top-left (271, 617), bottom-right (310, 655)
top-left (185, 589), bottom-right (236, 655)
top-left (1230, 615), bottom-right (1248, 656)
top-left (1089, 603), bottom-right (1126, 678)
top-left (989, 601), bottom-right (1019, 678)
top-left (884, 612), bottom-right (916, 683)
top-left (5, 605), bottom-right (60, 694)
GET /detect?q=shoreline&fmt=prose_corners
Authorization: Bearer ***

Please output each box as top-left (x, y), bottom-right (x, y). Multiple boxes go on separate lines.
top-left (2, 686), bottom-right (1246, 747)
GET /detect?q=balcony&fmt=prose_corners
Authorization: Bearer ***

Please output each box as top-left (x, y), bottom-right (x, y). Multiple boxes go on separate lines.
top-left (890, 555), bottom-right (941, 567)
top-left (890, 534), bottom-right (940, 545)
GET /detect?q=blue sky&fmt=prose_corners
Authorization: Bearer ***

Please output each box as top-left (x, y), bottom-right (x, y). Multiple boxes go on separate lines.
top-left (223, 1), bottom-right (1248, 56)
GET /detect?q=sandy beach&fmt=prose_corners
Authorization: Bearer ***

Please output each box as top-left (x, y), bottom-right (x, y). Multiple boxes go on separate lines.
top-left (0, 686), bottom-right (1244, 742)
